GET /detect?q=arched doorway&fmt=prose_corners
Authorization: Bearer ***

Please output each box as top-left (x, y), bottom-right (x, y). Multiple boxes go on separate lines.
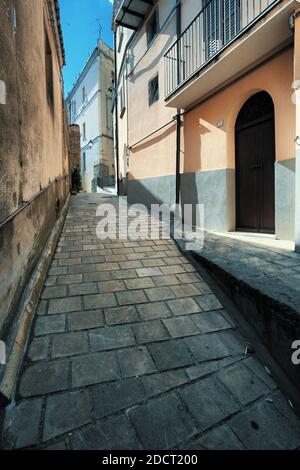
top-left (235, 91), bottom-right (275, 233)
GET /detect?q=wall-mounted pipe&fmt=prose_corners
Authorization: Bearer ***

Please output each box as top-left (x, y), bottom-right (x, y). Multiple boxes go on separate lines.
top-left (175, 0), bottom-right (182, 205)
top-left (114, 31), bottom-right (120, 195)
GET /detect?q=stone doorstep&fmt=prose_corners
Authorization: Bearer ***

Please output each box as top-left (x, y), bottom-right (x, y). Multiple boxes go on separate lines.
top-left (176, 236), bottom-right (300, 415)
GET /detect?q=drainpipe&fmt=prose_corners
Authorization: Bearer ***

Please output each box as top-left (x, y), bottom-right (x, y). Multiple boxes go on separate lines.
top-left (175, 1), bottom-right (181, 205)
top-left (113, 30), bottom-right (120, 196)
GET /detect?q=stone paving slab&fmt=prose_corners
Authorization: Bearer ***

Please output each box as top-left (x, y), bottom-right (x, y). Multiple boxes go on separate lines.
top-left (72, 351), bottom-right (119, 388)
top-left (27, 337), bottom-right (50, 362)
top-left (141, 370), bottom-right (189, 398)
top-left (118, 347), bottom-right (157, 377)
top-left (104, 305), bottom-right (140, 325)
top-left (43, 390), bottom-right (91, 441)
top-left (89, 325), bottom-right (135, 352)
top-left (163, 316), bottom-right (200, 338)
top-left (2, 194), bottom-right (300, 450)
top-left (228, 398), bottom-right (300, 450)
top-left (188, 424), bottom-right (245, 450)
top-left (148, 340), bottom-right (194, 371)
top-left (217, 362), bottom-right (270, 406)
top-left (35, 315), bottom-right (66, 336)
top-left (180, 376), bottom-right (240, 432)
top-left (137, 301), bottom-right (171, 320)
top-left (71, 415), bottom-right (141, 450)
top-left (2, 398), bottom-right (43, 449)
top-left (92, 378), bottom-right (145, 419)
top-left (133, 320), bottom-right (170, 344)
top-left (19, 360), bottom-right (69, 398)
top-left (129, 393), bottom-right (198, 450)
top-left (52, 332), bottom-right (88, 358)
top-left (67, 309), bottom-right (104, 331)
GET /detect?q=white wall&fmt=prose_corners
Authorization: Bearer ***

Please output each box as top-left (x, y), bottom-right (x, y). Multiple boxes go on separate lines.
top-left (114, 0), bottom-right (179, 186)
top-left (81, 139), bottom-right (100, 192)
top-left (181, 0), bottom-right (203, 31)
top-left (66, 53), bottom-right (100, 191)
top-left (67, 42), bottom-right (115, 192)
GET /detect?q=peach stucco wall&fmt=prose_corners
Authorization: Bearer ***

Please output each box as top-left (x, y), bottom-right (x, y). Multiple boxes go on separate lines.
top-left (129, 122), bottom-right (177, 181)
top-left (127, 0), bottom-right (177, 181)
top-left (183, 47), bottom-right (295, 174)
top-left (126, 0), bottom-right (295, 182)
top-left (129, 47), bottom-right (295, 181)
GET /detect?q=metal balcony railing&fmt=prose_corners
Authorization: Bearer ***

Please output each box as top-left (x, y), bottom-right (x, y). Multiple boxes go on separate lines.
top-left (164, 0), bottom-right (281, 98)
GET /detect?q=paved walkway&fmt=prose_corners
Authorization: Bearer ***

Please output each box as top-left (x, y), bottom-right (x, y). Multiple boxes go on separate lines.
top-left (1, 194), bottom-right (300, 450)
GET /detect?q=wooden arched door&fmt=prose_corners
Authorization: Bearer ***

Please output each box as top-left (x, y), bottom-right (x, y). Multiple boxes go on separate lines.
top-left (235, 91), bottom-right (275, 233)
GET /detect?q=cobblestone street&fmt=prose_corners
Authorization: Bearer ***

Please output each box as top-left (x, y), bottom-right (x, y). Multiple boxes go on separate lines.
top-left (2, 193), bottom-right (300, 450)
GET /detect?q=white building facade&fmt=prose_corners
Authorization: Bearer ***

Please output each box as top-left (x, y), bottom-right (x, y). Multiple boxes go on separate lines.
top-left (66, 40), bottom-right (115, 192)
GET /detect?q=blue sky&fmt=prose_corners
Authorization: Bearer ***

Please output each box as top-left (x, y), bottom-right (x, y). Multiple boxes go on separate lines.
top-left (60, 0), bottom-right (114, 96)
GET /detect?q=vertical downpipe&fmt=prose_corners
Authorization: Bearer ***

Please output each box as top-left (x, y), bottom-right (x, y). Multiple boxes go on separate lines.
top-left (175, 1), bottom-right (182, 205)
top-left (114, 30), bottom-right (120, 195)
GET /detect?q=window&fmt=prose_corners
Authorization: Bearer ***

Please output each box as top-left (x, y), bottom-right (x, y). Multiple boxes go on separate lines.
top-left (203, 0), bottom-right (241, 60)
top-left (106, 97), bottom-right (112, 130)
top-left (72, 100), bottom-right (76, 120)
top-left (82, 86), bottom-right (86, 104)
top-left (12, 6), bottom-right (16, 30)
top-left (203, 0), bottom-right (221, 60)
top-left (119, 79), bottom-right (126, 118)
top-left (82, 122), bottom-right (86, 141)
top-left (148, 74), bottom-right (159, 106)
top-left (83, 152), bottom-right (86, 172)
top-left (45, 31), bottom-right (54, 106)
top-left (147, 10), bottom-right (158, 46)
top-left (223, 0), bottom-right (241, 44)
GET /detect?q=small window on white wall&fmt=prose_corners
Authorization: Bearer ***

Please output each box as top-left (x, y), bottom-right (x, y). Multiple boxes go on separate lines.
top-left (82, 122), bottom-right (86, 141)
top-left (148, 74), bottom-right (159, 106)
top-left (147, 9), bottom-right (158, 46)
top-left (83, 152), bottom-right (86, 172)
top-left (82, 86), bottom-right (86, 104)
top-left (119, 80), bottom-right (126, 118)
top-left (72, 100), bottom-right (76, 120)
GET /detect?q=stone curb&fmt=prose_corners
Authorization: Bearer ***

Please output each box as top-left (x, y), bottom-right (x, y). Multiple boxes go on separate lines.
top-left (0, 194), bottom-right (70, 405)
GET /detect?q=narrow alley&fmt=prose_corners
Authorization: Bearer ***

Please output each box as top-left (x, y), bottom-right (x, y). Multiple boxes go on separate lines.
top-left (2, 194), bottom-right (300, 450)
top-left (2, 0), bottom-right (300, 459)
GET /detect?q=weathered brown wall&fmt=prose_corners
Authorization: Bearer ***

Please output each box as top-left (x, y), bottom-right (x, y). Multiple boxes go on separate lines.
top-left (69, 124), bottom-right (81, 170)
top-left (0, 0), bottom-right (69, 338)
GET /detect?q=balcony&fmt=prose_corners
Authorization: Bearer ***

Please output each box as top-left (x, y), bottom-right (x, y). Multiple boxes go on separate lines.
top-left (113, 0), bottom-right (154, 30)
top-left (164, 0), bottom-right (296, 108)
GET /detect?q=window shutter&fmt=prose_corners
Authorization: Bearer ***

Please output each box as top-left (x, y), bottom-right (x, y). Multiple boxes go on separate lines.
top-left (203, 0), bottom-right (222, 60)
top-left (223, 0), bottom-right (241, 44)
top-left (203, 0), bottom-right (242, 60)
